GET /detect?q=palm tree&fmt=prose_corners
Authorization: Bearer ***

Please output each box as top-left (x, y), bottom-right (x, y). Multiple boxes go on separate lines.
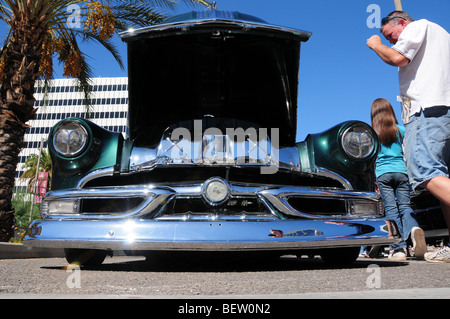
top-left (19, 149), bottom-right (52, 191)
top-left (0, 0), bottom-right (211, 241)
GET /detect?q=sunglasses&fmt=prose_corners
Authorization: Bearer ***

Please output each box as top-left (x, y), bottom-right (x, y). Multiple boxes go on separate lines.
top-left (381, 16), bottom-right (405, 27)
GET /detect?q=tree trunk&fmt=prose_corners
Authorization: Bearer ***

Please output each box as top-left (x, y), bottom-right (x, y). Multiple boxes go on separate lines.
top-left (0, 16), bottom-right (45, 241)
top-left (0, 110), bottom-right (26, 241)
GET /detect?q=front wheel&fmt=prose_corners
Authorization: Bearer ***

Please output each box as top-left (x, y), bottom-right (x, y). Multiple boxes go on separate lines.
top-left (64, 248), bottom-right (108, 267)
top-left (320, 247), bottom-right (360, 265)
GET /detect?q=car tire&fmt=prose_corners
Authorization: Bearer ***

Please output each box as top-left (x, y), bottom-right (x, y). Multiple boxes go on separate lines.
top-left (319, 247), bottom-right (360, 265)
top-left (64, 248), bottom-right (108, 267)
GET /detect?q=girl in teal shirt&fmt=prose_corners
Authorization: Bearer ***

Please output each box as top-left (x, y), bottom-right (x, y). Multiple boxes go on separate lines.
top-left (371, 98), bottom-right (426, 260)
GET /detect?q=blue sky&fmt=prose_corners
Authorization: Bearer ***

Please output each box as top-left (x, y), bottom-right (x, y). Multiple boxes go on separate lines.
top-left (4, 0), bottom-right (450, 142)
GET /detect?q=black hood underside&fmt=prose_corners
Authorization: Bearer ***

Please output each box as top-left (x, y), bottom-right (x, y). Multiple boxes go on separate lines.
top-left (123, 11), bottom-right (311, 147)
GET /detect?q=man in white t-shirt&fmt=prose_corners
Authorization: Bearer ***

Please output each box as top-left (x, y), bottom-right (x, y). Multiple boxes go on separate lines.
top-left (367, 11), bottom-right (450, 263)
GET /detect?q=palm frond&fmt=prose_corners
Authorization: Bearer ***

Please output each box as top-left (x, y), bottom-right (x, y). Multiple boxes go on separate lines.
top-left (0, 2), bottom-right (13, 23)
top-left (55, 29), bottom-right (94, 116)
top-left (77, 29), bottom-right (124, 70)
top-left (180, 0), bottom-right (212, 8)
top-left (19, 149), bottom-right (52, 183)
top-left (109, 2), bottom-right (167, 30)
top-left (0, 0), bottom-right (212, 107)
top-left (103, 0), bottom-right (177, 11)
top-left (0, 28), bottom-right (11, 56)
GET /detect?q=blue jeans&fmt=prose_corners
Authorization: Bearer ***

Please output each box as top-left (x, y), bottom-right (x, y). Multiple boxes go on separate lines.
top-left (377, 172), bottom-right (420, 250)
top-left (404, 106), bottom-right (450, 190)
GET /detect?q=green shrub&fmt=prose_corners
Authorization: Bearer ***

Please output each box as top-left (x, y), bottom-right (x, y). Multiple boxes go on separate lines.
top-left (10, 192), bottom-right (41, 243)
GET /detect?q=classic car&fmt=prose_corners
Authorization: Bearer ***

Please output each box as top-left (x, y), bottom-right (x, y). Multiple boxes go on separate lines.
top-left (410, 190), bottom-right (448, 246)
top-left (23, 9), bottom-right (398, 266)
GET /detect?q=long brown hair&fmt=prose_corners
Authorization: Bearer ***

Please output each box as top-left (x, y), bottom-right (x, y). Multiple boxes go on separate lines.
top-left (370, 98), bottom-right (400, 145)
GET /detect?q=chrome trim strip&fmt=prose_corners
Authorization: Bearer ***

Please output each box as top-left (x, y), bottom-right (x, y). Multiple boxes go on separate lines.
top-left (25, 238), bottom-right (397, 251)
top-left (258, 186), bottom-right (380, 219)
top-left (411, 206), bottom-right (441, 214)
top-left (76, 166), bottom-right (115, 189)
top-left (155, 213), bottom-right (277, 222)
top-left (120, 19), bottom-right (312, 40)
top-left (316, 167), bottom-right (353, 190)
top-left (43, 186), bottom-right (174, 220)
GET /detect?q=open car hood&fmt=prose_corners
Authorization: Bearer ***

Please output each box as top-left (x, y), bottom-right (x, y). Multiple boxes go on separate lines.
top-left (120, 10), bottom-right (311, 147)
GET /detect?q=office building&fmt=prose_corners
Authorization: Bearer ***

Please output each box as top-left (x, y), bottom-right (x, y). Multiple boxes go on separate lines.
top-left (15, 77), bottom-right (128, 191)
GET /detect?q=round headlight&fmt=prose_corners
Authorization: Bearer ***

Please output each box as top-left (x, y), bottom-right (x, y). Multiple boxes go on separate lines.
top-left (341, 124), bottom-right (375, 159)
top-left (202, 177), bottom-right (230, 206)
top-left (53, 121), bottom-right (88, 157)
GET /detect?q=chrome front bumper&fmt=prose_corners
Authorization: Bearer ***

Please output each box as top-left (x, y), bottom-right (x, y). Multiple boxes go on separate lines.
top-left (24, 218), bottom-right (396, 251)
top-left (23, 179), bottom-right (398, 251)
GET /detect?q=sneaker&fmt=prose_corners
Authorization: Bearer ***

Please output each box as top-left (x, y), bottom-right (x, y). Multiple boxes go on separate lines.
top-left (411, 227), bottom-right (426, 259)
top-left (368, 246), bottom-right (382, 258)
top-left (388, 248), bottom-right (407, 261)
top-left (424, 246), bottom-right (450, 263)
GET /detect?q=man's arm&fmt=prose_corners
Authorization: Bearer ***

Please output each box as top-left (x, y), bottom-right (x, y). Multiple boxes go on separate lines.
top-left (367, 35), bottom-right (410, 67)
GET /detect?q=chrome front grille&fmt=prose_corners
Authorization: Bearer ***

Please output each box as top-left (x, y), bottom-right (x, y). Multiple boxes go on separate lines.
top-left (41, 179), bottom-right (382, 220)
top-left (154, 196), bottom-right (276, 221)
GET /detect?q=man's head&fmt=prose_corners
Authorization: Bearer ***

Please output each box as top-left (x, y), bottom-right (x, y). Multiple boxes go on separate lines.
top-left (380, 11), bottom-right (414, 44)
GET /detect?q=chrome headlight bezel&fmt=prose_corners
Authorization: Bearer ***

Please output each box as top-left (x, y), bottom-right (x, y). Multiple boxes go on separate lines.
top-left (341, 124), bottom-right (376, 160)
top-left (52, 120), bottom-right (89, 158)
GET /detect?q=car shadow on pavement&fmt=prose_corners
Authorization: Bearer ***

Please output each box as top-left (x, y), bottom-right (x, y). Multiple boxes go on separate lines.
top-left (42, 253), bottom-right (409, 273)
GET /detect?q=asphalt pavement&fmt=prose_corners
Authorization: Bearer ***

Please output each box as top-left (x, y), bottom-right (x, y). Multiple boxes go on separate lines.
top-left (0, 252), bottom-right (449, 299)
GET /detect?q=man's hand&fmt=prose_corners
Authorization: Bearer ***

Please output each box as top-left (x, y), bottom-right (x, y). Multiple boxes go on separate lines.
top-left (367, 35), bottom-right (382, 50)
